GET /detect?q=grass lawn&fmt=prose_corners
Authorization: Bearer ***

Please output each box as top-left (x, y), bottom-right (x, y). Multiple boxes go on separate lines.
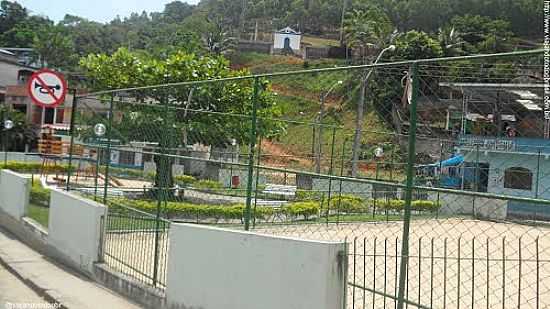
top-left (27, 204), bottom-right (49, 228)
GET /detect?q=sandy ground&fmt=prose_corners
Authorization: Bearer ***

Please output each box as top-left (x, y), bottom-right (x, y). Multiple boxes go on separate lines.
top-left (102, 218), bottom-right (550, 309)
top-left (103, 230), bottom-right (169, 289)
top-left (257, 219), bottom-right (550, 309)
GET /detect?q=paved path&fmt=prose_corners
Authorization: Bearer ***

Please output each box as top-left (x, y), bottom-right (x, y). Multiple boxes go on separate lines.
top-left (0, 263), bottom-right (45, 306)
top-left (0, 228), bottom-right (142, 309)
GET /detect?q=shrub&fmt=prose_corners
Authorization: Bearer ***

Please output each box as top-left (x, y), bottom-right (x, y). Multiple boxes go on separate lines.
top-left (282, 201), bottom-right (320, 220)
top-left (2, 162), bottom-right (70, 174)
top-left (174, 175), bottom-right (196, 187)
top-left (30, 182), bottom-right (50, 207)
top-left (374, 199), bottom-right (440, 212)
top-left (329, 195), bottom-right (368, 213)
top-left (295, 190), bottom-right (324, 201)
top-left (193, 179), bottom-right (224, 191)
top-left (108, 198), bottom-right (274, 221)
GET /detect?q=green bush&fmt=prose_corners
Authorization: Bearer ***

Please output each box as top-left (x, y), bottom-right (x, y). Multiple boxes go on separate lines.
top-left (295, 190), bottom-right (324, 201)
top-left (30, 182), bottom-right (50, 207)
top-left (109, 198), bottom-right (274, 221)
top-left (282, 201), bottom-right (320, 220)
top-left (329, 195), bottom-right (368, 213)
top-left (174, 175), bottom-right (196, 186)
top-left (374, 199), bottom-right (440, 212)
top-left (2, 162), bottom-right (70, 174)
top-left (193, 179), bottom-right (223, 191)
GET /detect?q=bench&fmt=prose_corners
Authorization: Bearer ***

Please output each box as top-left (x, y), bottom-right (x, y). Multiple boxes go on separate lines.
top-left (262, 184), bottom-right (297, 198)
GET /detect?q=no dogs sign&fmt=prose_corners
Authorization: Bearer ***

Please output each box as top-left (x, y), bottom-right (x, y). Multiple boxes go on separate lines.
top-left (27, 69), bottom-right (68, 108)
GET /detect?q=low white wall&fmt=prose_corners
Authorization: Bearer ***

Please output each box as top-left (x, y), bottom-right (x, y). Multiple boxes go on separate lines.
top-left (166, 224), bottom-right (346, 309)
top-left (48, 189), bottom-right (107, 273)
top-left (431, 192), bottom-right (508, 220)
top-left (0, 170), bottom-right (30, 219)
top-left (0, 152), bottom-right (43, 163)
top-left (313, 178), bottom-right (373, 198)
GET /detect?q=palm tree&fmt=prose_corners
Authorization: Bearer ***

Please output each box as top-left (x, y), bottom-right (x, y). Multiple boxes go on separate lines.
top-left (344, 7), bottom-right (397, 177)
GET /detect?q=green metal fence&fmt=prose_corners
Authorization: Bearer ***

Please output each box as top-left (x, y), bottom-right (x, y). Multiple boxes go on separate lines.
top-left (64, 49), bottom-right (548, 307)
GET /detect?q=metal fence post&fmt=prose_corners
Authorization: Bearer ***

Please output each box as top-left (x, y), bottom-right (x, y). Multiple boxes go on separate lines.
top-left (103, 94), bottom-right (114, 205)
top-left (66, 89), bottom-right (78, 191)
top-left (253, 133), bottom-right (263, 228)
top-left (244, 77), bottom-right (260, 231)
top-left (396, 62), bottom-right (419, 309)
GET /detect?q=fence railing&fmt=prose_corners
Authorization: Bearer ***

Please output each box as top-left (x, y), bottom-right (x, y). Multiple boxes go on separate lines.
top-left (61, 49), bottom-right (546, 307)
top-left (102, 202), bottom-right (170, 290)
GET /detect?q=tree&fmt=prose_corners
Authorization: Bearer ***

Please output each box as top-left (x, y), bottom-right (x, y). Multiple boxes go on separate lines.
top-left (449, 15), bottom-right (514, 53)
top-left (32, 25), bottom-right (77, 69)
top-left (0, 0), bottom-right (27, 34)
top-left (344, 6), bottom-right (396, 176)
top-left (80, 48), bottom-right (284, 189)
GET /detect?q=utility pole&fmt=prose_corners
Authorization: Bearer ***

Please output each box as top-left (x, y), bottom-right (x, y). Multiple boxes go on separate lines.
top-left (339, 0), bottom-right (347, 45)
top-left (350, 45), bottom-right (396, 177)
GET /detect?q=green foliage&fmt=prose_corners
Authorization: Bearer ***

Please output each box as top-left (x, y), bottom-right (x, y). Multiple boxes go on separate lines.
top-left (329, 195), bottom-right (368, 213)
top-left (174, 175), bottom-right (197, 186)
top-left (393, 30), bottom-right (444, 60)
top-left (30, 182), bottom-right (50, 208)
top-left (282, 201), bottom-right (320, 220)
top-left (2, 162), bottom-right (69, 174)
top-left (373, 199), bottom-right (441, 212)
top-left (110, 198), bottom-right (274, 220)
top-left (193, 179), bottom-right (223, 190)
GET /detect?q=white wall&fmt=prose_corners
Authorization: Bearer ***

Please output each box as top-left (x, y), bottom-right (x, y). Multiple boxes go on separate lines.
top-left (313, 178), bottom-right (373, 198)
top-left (48, 189), bottom-right (107, 273)
top-left (273, 33), bottom-right (301, 51)
top-left (166, 224), bottom-right (346, 309)
top-left (432, 192), bottom-right (508, 220)
top-left (0, 170), bottom-right (30, 219)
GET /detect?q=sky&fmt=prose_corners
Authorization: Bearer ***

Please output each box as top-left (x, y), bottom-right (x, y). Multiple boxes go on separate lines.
top-left (17, 0), bottom-right (200, 23)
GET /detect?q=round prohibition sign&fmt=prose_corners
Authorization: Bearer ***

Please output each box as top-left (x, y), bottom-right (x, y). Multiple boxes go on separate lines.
top-left (27, 68), bottom-right (68, 108)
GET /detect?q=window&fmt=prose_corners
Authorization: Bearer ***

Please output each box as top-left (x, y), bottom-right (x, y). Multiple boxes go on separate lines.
top-left (44, 108), bottom-right (55, 124)
top-left (119, 150), bottom-right (136, 166)
top-left (504, 167), bottom-right (532, 190)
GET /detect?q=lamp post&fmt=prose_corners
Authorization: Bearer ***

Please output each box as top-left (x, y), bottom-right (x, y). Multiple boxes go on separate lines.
top-left (93, 123), bottom-right (106, 200)
top-left (315, 80), bottom-right (343, 174)
top-left (2, 118), bottom-right (14, 167)
top-left (351, 44), bottom-right (396, 177)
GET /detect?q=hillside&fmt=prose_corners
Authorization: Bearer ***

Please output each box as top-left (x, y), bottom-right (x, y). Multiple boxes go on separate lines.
top-left (229, 52), bottom-right (394, 172)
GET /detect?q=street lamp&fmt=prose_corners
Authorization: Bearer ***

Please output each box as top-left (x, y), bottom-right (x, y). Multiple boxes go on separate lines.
top-left (2, 119), bottom-right (14, 167)
top-left (315, 80), bottom-right (343, 174)
top-left (93, 123), bottom-right (106, 200)
top-left (351, 44), bottom-right (396, 177)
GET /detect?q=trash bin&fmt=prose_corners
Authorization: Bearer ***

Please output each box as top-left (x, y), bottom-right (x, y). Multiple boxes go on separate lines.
top-left (231, 175), bottom-right (240, 188)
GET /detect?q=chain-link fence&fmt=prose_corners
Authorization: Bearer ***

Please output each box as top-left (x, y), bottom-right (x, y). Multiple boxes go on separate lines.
top-left (64, 49), bottom-right (547, 308)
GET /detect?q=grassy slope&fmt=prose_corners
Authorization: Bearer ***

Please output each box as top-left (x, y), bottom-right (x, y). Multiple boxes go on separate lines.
top-left (230, 52), bottom-right (393, 171)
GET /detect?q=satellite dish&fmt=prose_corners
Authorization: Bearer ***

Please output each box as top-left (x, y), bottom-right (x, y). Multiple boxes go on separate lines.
top-left (94, 123), bottom-right (106, 137)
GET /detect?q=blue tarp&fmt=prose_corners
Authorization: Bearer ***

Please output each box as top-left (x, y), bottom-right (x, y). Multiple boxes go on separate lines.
top-left (431, 154), bottom-right (464, 167)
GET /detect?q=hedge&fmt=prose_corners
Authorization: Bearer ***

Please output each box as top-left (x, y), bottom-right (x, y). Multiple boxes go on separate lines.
top-left (174, 175), bottom-right (196, 186)
top-left (282, 201), bottom-right (320, 220)
top-left (2, 162), bottom-right (70, 174)
top-left (30, 182), bottom-right (50, 207)
top-left (328, 195), bottom-right (368, 213)
top-left (373, 199), bottom-right (441, 212)
top-left (109, 198), bottom-right (320, 221)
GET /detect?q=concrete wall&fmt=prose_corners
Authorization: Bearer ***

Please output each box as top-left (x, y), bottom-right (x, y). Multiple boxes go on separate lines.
top-left (313, 178), bottom-right (373, 198)
top-left (48, 189), bottom-right (107, 273)
top-left (166, 224), bottom-right (346, 309)
top-left (432, 192), bottom-right (508, 220)
top-left (0, 169), bottom-right (30, 219)
top-left (0, 152), bottom-right (42, 162)
top-left (461, 150), bottom-right (550, 199)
